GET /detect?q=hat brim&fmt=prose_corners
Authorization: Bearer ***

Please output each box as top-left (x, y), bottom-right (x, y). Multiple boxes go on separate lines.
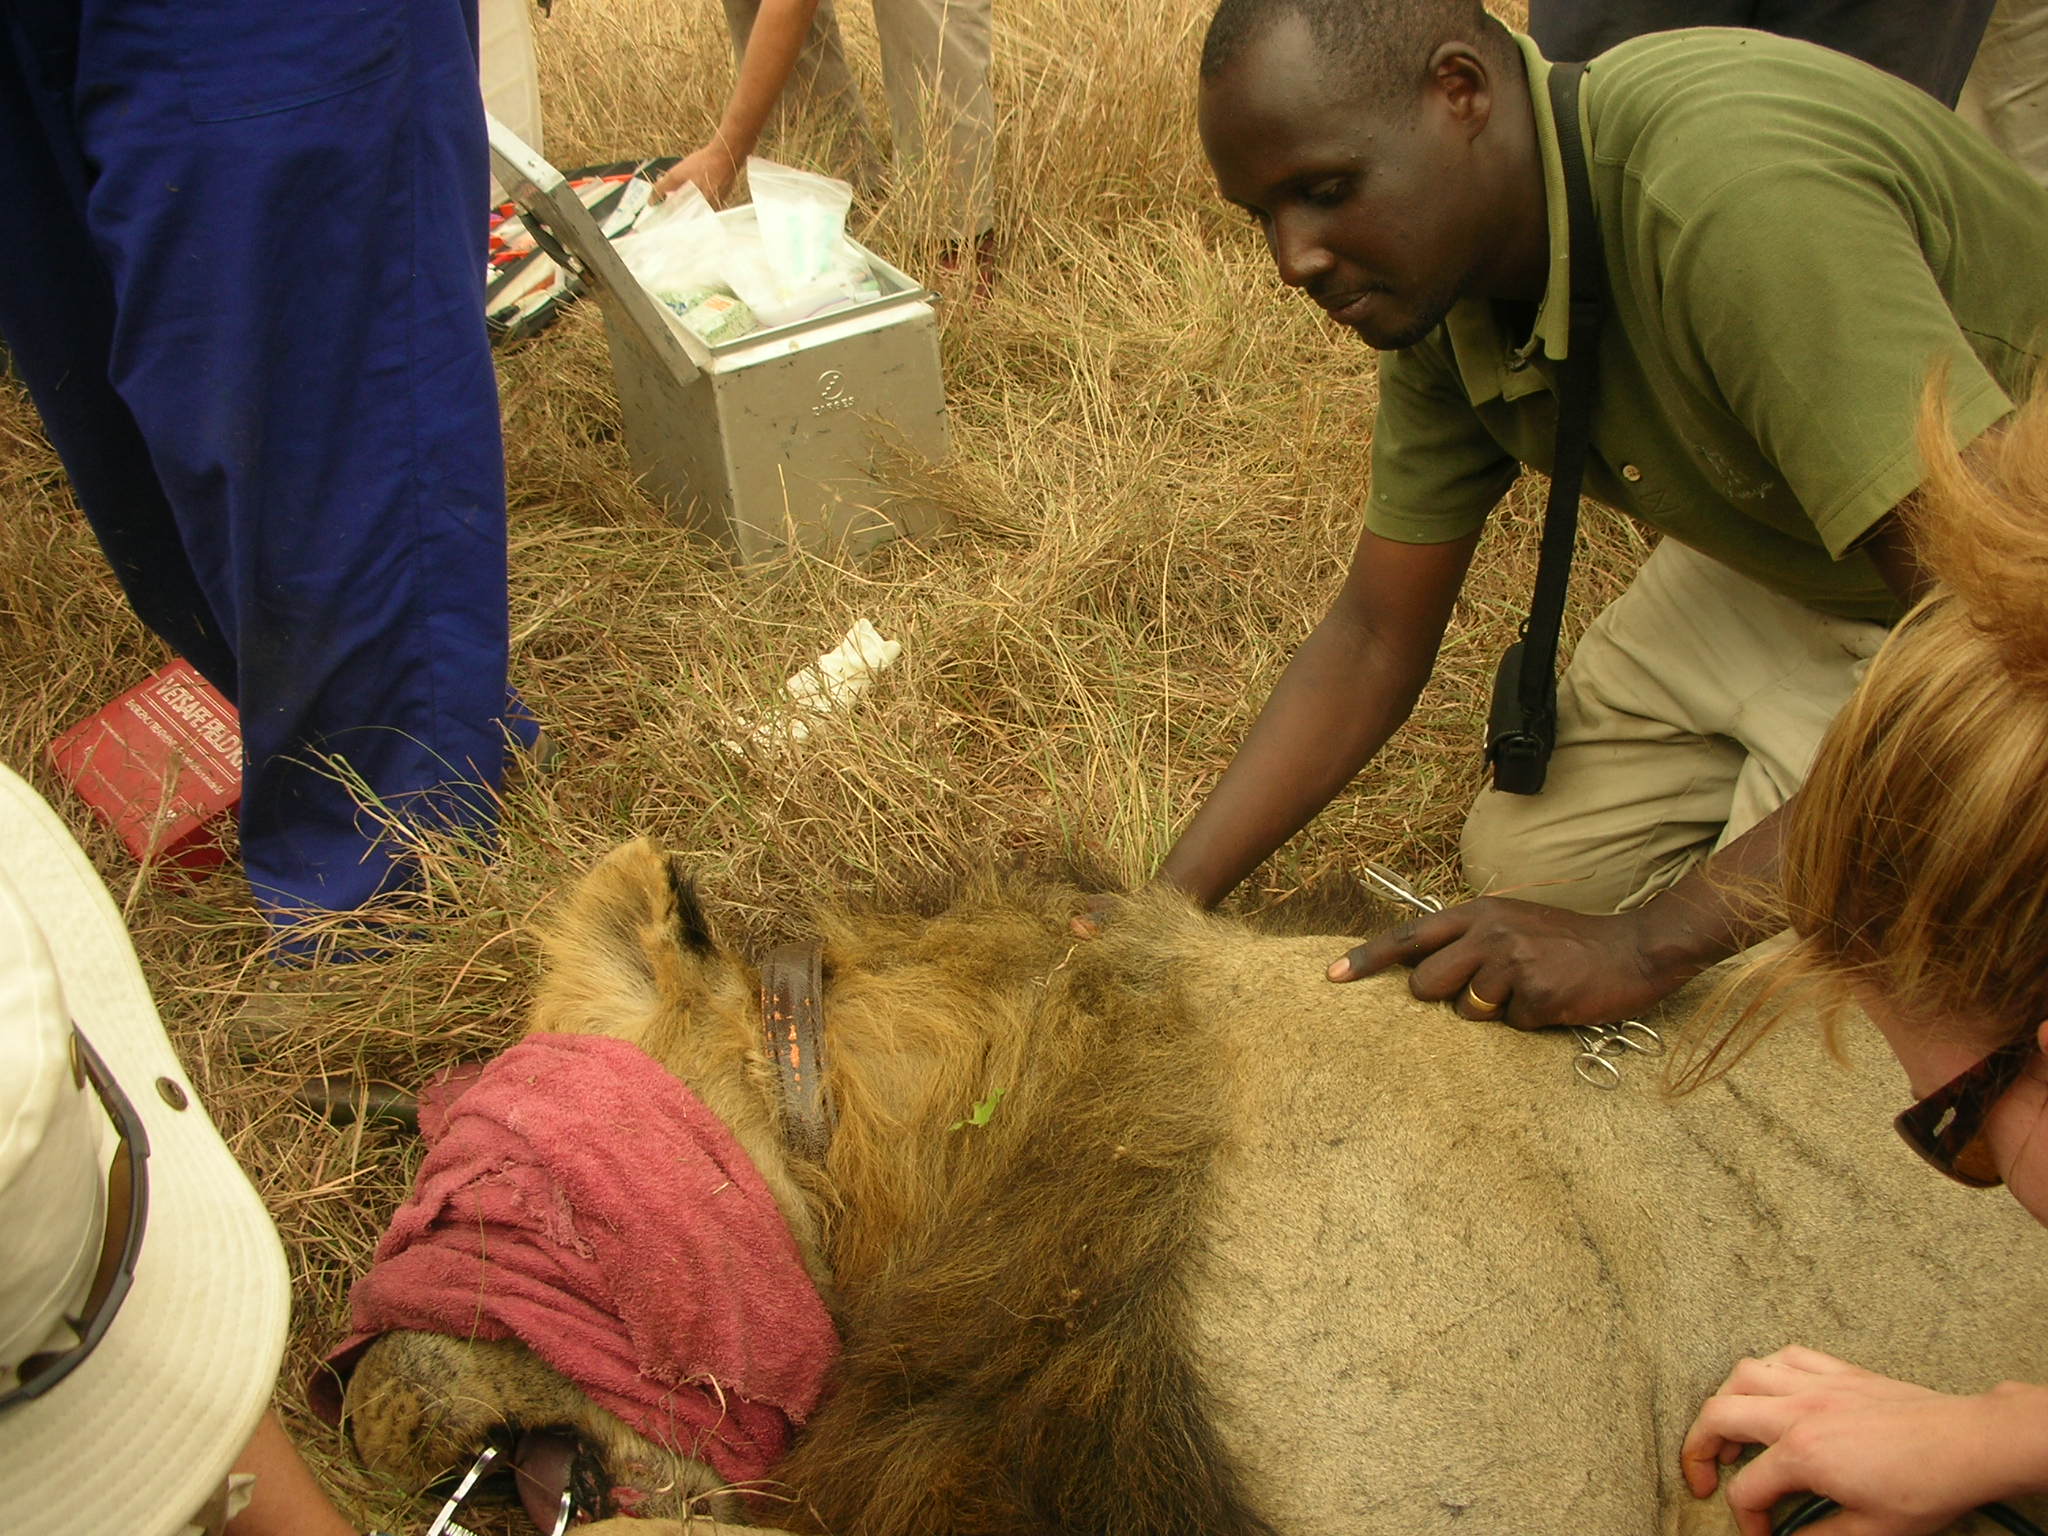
top-left (0, 762), bottom-right (289, 1536)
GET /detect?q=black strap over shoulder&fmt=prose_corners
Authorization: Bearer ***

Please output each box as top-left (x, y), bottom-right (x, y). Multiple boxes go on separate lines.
top-left (1485, 60), bottom-right (1607, 795)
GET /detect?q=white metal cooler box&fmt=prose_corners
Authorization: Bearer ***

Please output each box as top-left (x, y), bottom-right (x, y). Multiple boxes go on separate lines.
top-left (487, 118), bottom-right (948, 563)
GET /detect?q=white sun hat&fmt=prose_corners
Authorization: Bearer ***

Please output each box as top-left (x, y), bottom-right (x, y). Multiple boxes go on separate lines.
top-left (0, 759), bottom-right (289, 1535)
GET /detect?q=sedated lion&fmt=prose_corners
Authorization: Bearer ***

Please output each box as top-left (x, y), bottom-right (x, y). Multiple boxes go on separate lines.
top-left (331, 836), bottom-right (2048, 1535)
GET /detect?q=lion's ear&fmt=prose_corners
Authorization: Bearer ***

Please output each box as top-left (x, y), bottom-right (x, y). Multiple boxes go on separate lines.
top-left (532, 836), bottom-right (738, 1037)
top-left (665, 852), bottom-right (716, 956)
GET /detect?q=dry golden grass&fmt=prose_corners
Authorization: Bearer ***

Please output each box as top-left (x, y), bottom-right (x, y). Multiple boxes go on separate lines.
top-left (0, 0), bottom-right (1646, 1526)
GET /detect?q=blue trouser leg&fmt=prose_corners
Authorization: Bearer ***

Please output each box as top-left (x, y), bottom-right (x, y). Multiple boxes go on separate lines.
top-left (2, 0), bottom-right (512, 936)
top-left (0, 6), bottom-right (237, 690)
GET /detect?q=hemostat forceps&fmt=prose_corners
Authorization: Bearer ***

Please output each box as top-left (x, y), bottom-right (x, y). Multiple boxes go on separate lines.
top-left (1569, 1018), bottom-right (1665, 1090)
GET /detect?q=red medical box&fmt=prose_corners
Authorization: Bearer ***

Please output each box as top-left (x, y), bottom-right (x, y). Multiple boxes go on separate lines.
top-left (47, 659), bottom-right (241, 879)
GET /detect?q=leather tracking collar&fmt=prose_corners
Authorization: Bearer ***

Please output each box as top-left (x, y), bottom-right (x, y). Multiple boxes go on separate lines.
top-left (759, 942), bottom-right (835, 1162)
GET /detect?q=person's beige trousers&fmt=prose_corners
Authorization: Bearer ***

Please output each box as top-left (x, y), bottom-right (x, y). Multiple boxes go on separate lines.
top-left (1461, 539), bottom-right (1887, 914)
top-left (720, 0), bottom-right (996, 239)
top-left (480, 0), bottom-right (543, 204)
top-left (1960, 0), bottom-right (2048, 189)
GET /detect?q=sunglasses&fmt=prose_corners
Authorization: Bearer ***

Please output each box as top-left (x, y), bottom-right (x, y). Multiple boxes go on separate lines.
top-left (1893, 1032), bottom-right (2037, 1188)
top-left (0, 1029), bottom-right (152, 1412)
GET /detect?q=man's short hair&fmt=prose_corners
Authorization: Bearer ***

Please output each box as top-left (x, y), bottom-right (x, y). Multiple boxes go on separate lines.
top-left (1200, 0), bottom-right (1512, 101)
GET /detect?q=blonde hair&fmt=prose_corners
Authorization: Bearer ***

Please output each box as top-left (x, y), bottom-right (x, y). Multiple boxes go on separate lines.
top-left (1675, 379), bottom-right (2048, 1088)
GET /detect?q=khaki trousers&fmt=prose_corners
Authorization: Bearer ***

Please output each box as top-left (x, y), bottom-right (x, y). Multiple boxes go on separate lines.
top-left (1960, 0), bottom-right (2048, 190)
top-left (720, 0), bottom-right (996, 239)
top-left (480, 0), bottom-right (543, 204)
top-left (1460, 540), bottom-right (1887, 914)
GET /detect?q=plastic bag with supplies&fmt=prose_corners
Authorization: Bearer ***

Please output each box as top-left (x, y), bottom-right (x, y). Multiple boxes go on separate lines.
top-left (610, 184), bottom-right (760, 345)
top-left (611, 160), bottom-right (884, 344)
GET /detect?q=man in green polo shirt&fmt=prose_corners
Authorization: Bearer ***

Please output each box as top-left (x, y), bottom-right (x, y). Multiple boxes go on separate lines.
top-left (1163, 0), bottom-right (2048, 1029)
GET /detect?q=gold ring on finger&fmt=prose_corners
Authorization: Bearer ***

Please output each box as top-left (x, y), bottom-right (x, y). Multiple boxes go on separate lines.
top-left (1461, 982), bottom-right (1506, 1018)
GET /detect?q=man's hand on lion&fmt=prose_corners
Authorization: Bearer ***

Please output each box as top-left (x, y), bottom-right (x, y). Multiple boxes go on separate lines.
top-left (1680, 1344), bottom-right (2048, 1535)
top-left (1327, 812), bottom-right (1787, 1028)
top-left (1324, 895), bottom-right (1693, 1030)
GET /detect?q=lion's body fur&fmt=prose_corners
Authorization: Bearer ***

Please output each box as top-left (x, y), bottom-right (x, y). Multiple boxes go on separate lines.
top-left (346, 839), bottom-right (2048, 1536)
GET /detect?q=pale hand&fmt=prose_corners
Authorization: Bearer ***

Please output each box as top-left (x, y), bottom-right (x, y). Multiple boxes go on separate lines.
top-left (1681, 1344), bottom-right (2048, 1535)
top-left (654, 145), bottom-right (739, 206)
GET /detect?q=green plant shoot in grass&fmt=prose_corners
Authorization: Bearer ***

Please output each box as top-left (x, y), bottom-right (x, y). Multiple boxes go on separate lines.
top-left (951, 1086), bottom-right (1006, 1132)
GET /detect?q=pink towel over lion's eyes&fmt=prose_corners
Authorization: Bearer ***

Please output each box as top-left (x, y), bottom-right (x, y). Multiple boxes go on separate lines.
top-left (312, 1032), bottom-right (841, 1489)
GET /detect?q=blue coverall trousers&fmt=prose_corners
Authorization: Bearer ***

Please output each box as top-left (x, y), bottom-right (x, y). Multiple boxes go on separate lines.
top-left (0, 0), bottom-right (517, 937)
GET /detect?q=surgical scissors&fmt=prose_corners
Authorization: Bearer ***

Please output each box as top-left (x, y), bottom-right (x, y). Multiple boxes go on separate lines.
top-left (1360, 862), bottom-right (1665, 1089)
